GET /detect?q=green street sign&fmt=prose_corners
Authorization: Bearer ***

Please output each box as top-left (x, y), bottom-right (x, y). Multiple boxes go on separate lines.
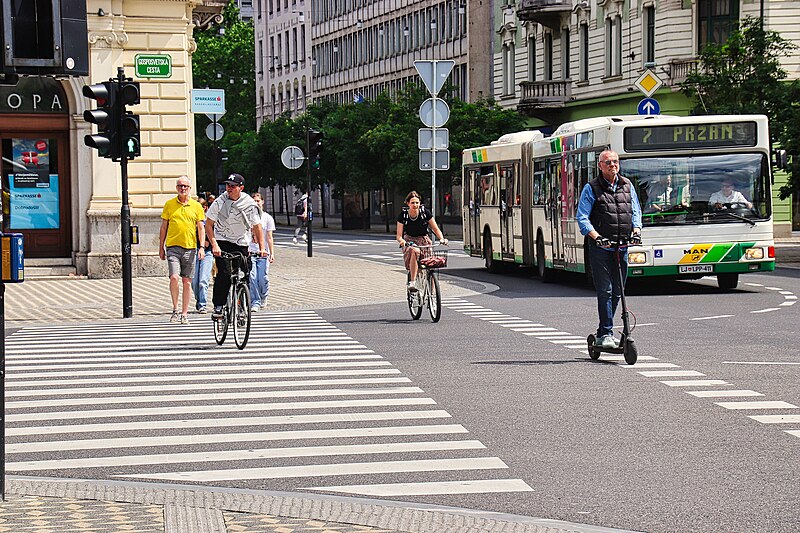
top-left (135, 54), bottom-right (172, 78)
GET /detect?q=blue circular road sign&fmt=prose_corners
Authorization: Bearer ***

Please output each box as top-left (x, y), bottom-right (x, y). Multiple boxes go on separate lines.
top-left (637, 97), bottom-right (660, 116)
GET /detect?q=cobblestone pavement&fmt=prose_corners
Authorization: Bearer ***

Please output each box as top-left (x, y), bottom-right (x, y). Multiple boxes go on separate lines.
top-left (6, 246), bottom-right (485, 326)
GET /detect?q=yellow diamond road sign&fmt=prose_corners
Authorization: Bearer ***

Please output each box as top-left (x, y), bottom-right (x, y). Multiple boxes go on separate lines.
top-left (634, 69), bottom-right (663, 97)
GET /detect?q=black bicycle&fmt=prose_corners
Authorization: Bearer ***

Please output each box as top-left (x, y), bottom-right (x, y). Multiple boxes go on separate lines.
top-left (213, 251), bottom-right (252, 350)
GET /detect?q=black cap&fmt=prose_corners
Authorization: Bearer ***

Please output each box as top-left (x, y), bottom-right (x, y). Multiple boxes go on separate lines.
top-left (224, 173), bottom-right (245, 186)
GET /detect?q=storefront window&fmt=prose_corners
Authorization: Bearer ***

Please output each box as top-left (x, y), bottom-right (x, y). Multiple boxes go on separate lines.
top-left (2, 138), bottom-right (60, 230)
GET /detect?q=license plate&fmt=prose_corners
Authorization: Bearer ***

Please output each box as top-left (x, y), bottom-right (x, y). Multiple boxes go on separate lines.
top-left (679, 264), bottom-right (713, 274)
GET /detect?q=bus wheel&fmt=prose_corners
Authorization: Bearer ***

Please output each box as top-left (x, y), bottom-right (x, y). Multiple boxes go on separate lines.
top-left (537, 235), bottom-right (552, 282)
top-left (717, 273), bottom-right (739, 290)
top-left (484, 232), bottom-right (500, 273)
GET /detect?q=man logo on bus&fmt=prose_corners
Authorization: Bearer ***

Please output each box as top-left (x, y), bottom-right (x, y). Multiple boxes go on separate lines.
top-left (683, 247), bottom-right (710, 255)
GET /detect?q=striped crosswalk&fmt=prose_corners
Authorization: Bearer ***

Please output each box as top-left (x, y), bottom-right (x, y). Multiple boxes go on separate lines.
top-left (4, 310), bottom-right (532, 498)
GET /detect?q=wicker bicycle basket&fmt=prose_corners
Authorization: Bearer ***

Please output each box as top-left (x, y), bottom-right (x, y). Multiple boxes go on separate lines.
top-left (419, 248), bottom-right (448, 269)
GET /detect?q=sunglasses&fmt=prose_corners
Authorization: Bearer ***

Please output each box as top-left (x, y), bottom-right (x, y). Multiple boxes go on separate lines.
top-left (177, 184), bottom-right (190, 189)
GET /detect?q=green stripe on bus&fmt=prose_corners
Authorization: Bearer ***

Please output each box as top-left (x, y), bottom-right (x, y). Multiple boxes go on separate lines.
top-left (515, 255), bottom-right (524, 264)
top-left (700, 243), bottom-right (733, 263)
top-left (720, 242), bottom-right (755, 262)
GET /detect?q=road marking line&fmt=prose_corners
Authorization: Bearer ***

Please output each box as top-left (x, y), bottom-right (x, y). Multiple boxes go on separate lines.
top-left (7, 440), bottom-right (487, 471)
top-left (765, 287), bottom-right (784, 291)
top-left (601, 355), bottom-right (658, 362)
top-left (8, 414), bottom-right (459, 442)
top-left (750, 308), bottom-right (780, 313)
top-left (779, 291), bottom-right (794, 295)
top-left (548, 338), bottom-right (589, 344)
top-left (306, 479), bottom-right (534, 497)
top-left (116, 457), bottom-right (509, 482)
top-left (660, 380), bottom-right (729, 387)
top-left (686, 390), bottom-right (763, 398)
top-left (7, 397), bottom-right (439, 423)
top-left (523, 332), bottom-right (574, 337)
top-left (745, 283), bottom-right (764, 287)
top-left (721, 361), bottom-right (800, 365)
top-left (785, 430), bottom-right (800, 439)
top-left (783, 295), bottom-right (797, 300)
top-left (619, 362), bottom-right (678, 368)
top-left (7, 351), bottom-right (377, 366)
top-left (749, 415), bottom-right (800, 424)
top-left (6, 424), bottom-right (469, 454)
top-left (638, 370), bottom-right (705, 377)
top-left (6, 386), bottom-right (427, 409)
top-left (690, 315), bottom-right (735, 321)
top-left (715, 400), bottom-right (798, 410)
top-left (565, 344), bottom-right (588, 349)
top-left (780, 301), bottom-right (796, 306)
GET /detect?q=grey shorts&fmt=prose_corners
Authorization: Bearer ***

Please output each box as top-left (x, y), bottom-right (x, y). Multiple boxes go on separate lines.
top-left (166, 246), bottom-right (197, 278)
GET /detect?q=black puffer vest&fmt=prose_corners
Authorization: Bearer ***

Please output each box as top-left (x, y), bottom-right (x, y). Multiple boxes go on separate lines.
top-left (589, 176), bottom-right (633, 240)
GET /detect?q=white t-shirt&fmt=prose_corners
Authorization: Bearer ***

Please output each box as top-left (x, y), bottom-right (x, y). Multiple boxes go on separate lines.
top-left (249, 211), bottom-right (276, 254)
top-left (206, 192), bottom-right (261, 247)
top-left (708, 189), bottom-right (749, 206)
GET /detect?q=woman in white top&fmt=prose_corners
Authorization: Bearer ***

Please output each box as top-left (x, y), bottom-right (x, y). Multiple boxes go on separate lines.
top-left (248, 193), bottom-right (276, 311)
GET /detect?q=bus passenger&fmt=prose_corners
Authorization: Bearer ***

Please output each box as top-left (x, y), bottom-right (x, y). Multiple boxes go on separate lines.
top-left (576, 150), bottom-right (642, 350)
top-left (396, 191), bottom-right (448, 292)
top-left (709, 179), bottom-right (752, 210)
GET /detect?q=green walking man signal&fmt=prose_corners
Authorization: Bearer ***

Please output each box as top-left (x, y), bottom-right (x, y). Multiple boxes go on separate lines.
top-left (83, 77), bottom-right (141, 160)
top-left (309, 129), bottom-right (323, 170)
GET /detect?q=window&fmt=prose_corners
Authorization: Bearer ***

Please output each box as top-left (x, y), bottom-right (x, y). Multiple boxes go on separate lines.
top-left (527, 35), bottom-right (536, 82)
top-left (561, 28), bottom-right (570, 80)
top-left (502, 43), bottom-right (516, 96)
top-left (544, 32), bottom-right (553, 81)
top-left (605, 16), bottom-right (622, 77)
top-left (579, 23), bottom-right (589, 81)
top-left (643, 5), bottom-right (655, 65)
top-left (698, 0), bottom-right (739, 50)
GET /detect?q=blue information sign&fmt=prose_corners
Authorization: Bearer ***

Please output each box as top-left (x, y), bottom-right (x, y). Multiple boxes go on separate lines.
top-left (637, 98), bottom-right (660, 116)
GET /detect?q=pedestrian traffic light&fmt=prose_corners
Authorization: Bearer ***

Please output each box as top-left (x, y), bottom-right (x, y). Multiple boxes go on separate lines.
top-left (309, 129), bottom-right (323, 170)
top-left (119, 79), bottom-right (140, 159)
top-left (83, 81), bottom-right (118, 159)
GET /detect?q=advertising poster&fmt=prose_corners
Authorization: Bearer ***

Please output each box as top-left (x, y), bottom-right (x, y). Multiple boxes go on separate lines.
top-left (9, 138), bottom-right (59, 229)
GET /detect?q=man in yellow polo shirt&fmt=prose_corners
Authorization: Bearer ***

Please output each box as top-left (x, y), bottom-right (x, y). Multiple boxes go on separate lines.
top-left (159, 176), bottom-right (206, 324)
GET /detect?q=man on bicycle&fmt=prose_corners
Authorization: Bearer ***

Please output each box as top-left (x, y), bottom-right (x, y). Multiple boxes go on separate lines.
top-left (205, 173), bottom-right (268, 319)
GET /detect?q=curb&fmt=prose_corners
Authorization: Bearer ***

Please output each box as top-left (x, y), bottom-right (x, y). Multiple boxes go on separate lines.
top-left (6, 476), bottom-right (639, 533)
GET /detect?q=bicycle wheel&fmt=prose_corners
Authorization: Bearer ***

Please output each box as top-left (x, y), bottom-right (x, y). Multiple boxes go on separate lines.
top-left (233, 283), bottom-right (251, 350)
top-left (213, 305), bottom-right (229, 345)
top-left (407, 273), bottom-right (423, 320)
top-left (427, 272), bottom-right (441, 322)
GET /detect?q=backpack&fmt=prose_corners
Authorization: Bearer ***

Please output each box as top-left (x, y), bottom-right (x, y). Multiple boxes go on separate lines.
top-left (401, 205), bottom-right (429, 226)
top-left (294, 197), bottom-right (305, 216)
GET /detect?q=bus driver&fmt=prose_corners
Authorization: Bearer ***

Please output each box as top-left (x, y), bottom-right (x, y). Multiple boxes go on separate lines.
top-left (709, 179), bottom-right (752, 210)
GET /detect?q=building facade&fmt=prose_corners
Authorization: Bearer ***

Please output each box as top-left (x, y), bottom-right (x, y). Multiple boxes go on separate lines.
top-left (0, 0), bottom-right (222, 277)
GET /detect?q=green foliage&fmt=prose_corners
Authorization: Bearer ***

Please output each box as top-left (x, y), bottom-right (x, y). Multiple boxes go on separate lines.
top-left (680, 17), bottom-right (800, 199)
top-left (192, 1), bottom-right (255, 192)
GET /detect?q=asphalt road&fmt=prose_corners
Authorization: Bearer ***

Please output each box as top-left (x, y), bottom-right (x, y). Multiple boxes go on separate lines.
top-left (303, 230), bottom-right (800, 532)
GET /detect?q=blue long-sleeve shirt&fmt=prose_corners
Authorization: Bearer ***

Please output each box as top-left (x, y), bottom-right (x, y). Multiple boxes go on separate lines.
top-left (576, 177), bottom-right (642, 237)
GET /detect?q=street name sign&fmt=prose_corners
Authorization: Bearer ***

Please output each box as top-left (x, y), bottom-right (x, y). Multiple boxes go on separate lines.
top-left (414, 60), bottom-right (456, 96)
top-left (191, 89), bottom-right (226, 114)
top-left (633, 69), bottom-right (663, 97)
top-left (135, 54), bottom-right (172, 78)
top-left (637, 97), bottom-right (661, 116)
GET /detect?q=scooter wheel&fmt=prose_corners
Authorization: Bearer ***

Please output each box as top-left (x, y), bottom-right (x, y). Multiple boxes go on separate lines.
top-left (587, 335), bottom-right (600, 360)
top-left (624, 338), bottom-right (638, 365)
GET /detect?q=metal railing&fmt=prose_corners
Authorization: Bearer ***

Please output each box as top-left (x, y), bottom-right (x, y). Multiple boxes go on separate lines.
top-left (519, 80), bottom-right (572, 108)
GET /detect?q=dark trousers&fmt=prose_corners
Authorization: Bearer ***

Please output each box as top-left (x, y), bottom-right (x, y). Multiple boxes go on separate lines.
top-left (212, 240), bottom-right (250, 308)
top-left (588, 245), bottom-right (628, 338)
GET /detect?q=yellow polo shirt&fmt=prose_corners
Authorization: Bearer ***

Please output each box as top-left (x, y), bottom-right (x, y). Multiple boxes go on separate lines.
top-left (161, 197), bottom-right (205, 249)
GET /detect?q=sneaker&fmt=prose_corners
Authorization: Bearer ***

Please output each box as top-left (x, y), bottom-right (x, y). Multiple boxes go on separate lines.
top-left (196, 307), bottom-right (207, 314)
top-left (260, 303), bottom-right (268, 311)
top-left (250, 305), bottom-right (259, 313)
top-left (407, 280), bottom-right (418, 292)
top-left (302, 234), bottom-right (308, 242)
top-left (292, 237), bottom-right (298, 244)
top-left (180, 315), bottom-right (189, 325)
top-left (596, 335), bottom-right (617, 349)
top-left (169, 311), bottom-right (179, 323)
top-left (212, 306), bottom-right (224, 319)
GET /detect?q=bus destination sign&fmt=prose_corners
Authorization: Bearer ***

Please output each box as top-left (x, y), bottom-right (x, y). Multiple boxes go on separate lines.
top-left (623, 122), bottom-right (757, 152)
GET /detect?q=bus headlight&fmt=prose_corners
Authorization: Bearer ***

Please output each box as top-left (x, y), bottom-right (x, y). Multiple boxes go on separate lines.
top-left (744, 247), bottom-right (764, 260)
top-left (628, 252), bottom-right (647, 264)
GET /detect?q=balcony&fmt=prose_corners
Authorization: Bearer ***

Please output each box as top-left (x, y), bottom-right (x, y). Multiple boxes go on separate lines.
top-left (665, 57), bottom-right (699, 86)
top-left (518, 80), bottom-right (572, 111)
top-left (517, 0), bottom-right (572, 30)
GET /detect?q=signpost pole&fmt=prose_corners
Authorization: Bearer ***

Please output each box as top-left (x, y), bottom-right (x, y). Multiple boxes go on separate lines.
top-left (118, 67), bottom-right (133, 318)
top-left (431, 86), bottom-right (437, 217)
top-left (305, 130), bottom-right (313, 258)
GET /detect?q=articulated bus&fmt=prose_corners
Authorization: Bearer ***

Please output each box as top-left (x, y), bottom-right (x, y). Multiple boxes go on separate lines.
top-left (462, 115), bottom-right (775, 289)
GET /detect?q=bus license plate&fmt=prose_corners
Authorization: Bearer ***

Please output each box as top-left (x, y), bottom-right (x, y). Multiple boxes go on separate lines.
top-left (679, 264), bottom-right (713, 274)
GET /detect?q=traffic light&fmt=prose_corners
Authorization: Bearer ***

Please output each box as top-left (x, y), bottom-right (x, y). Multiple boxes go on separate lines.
top-left (309, 129), bottom-right (323, 170)
top-left (119, 80), bottom-right (140, 159)
top-left (83, 81), bottom-right (118, 159)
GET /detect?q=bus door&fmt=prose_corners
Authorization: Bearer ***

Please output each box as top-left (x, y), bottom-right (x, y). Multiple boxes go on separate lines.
top-left (465, 168), bottom-right (481, 254)
top-left (499, 165), bottom-right (515, 258)
top-left (547, 158), bottom-right (563, 265)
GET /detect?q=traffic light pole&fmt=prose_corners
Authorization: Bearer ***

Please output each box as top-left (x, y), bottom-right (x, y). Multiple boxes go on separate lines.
top-left (118, 67), bottom-right (133, 318)
top-left (305, 129), bottom-right (313, 258)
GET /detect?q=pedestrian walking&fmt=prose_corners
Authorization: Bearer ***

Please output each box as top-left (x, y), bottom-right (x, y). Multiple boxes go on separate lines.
top-left (159, 176), bottom-right (206, 324)
top-left (248, 192), bottom-right (275, 312)
top-left (192, 197), bottom-right (214, 313)
top-left (293, 191), bottom-right (308, 244)
top-left (576, 150), bottom-right (642, 349)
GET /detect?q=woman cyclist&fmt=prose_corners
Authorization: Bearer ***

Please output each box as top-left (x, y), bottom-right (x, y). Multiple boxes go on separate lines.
top-left (396, 191), bottom-right (448, 291)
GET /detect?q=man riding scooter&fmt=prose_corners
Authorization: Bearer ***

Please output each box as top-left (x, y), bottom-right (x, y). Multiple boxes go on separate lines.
top-left (576, 150), bottom-right (642, 350)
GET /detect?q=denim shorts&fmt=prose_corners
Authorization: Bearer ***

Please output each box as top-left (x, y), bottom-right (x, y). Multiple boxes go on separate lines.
top-left (166, 246), bottom-right (197, 278)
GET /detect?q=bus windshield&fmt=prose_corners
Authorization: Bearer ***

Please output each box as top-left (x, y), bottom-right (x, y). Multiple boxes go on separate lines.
top-left (624, 153), bottom-right (771, 226)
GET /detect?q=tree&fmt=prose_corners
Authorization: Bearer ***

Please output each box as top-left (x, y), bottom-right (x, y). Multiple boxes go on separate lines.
top-left (681, 16), bottom-right (800, 198)
top-left (192, 1), bottom-right (255, 192)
